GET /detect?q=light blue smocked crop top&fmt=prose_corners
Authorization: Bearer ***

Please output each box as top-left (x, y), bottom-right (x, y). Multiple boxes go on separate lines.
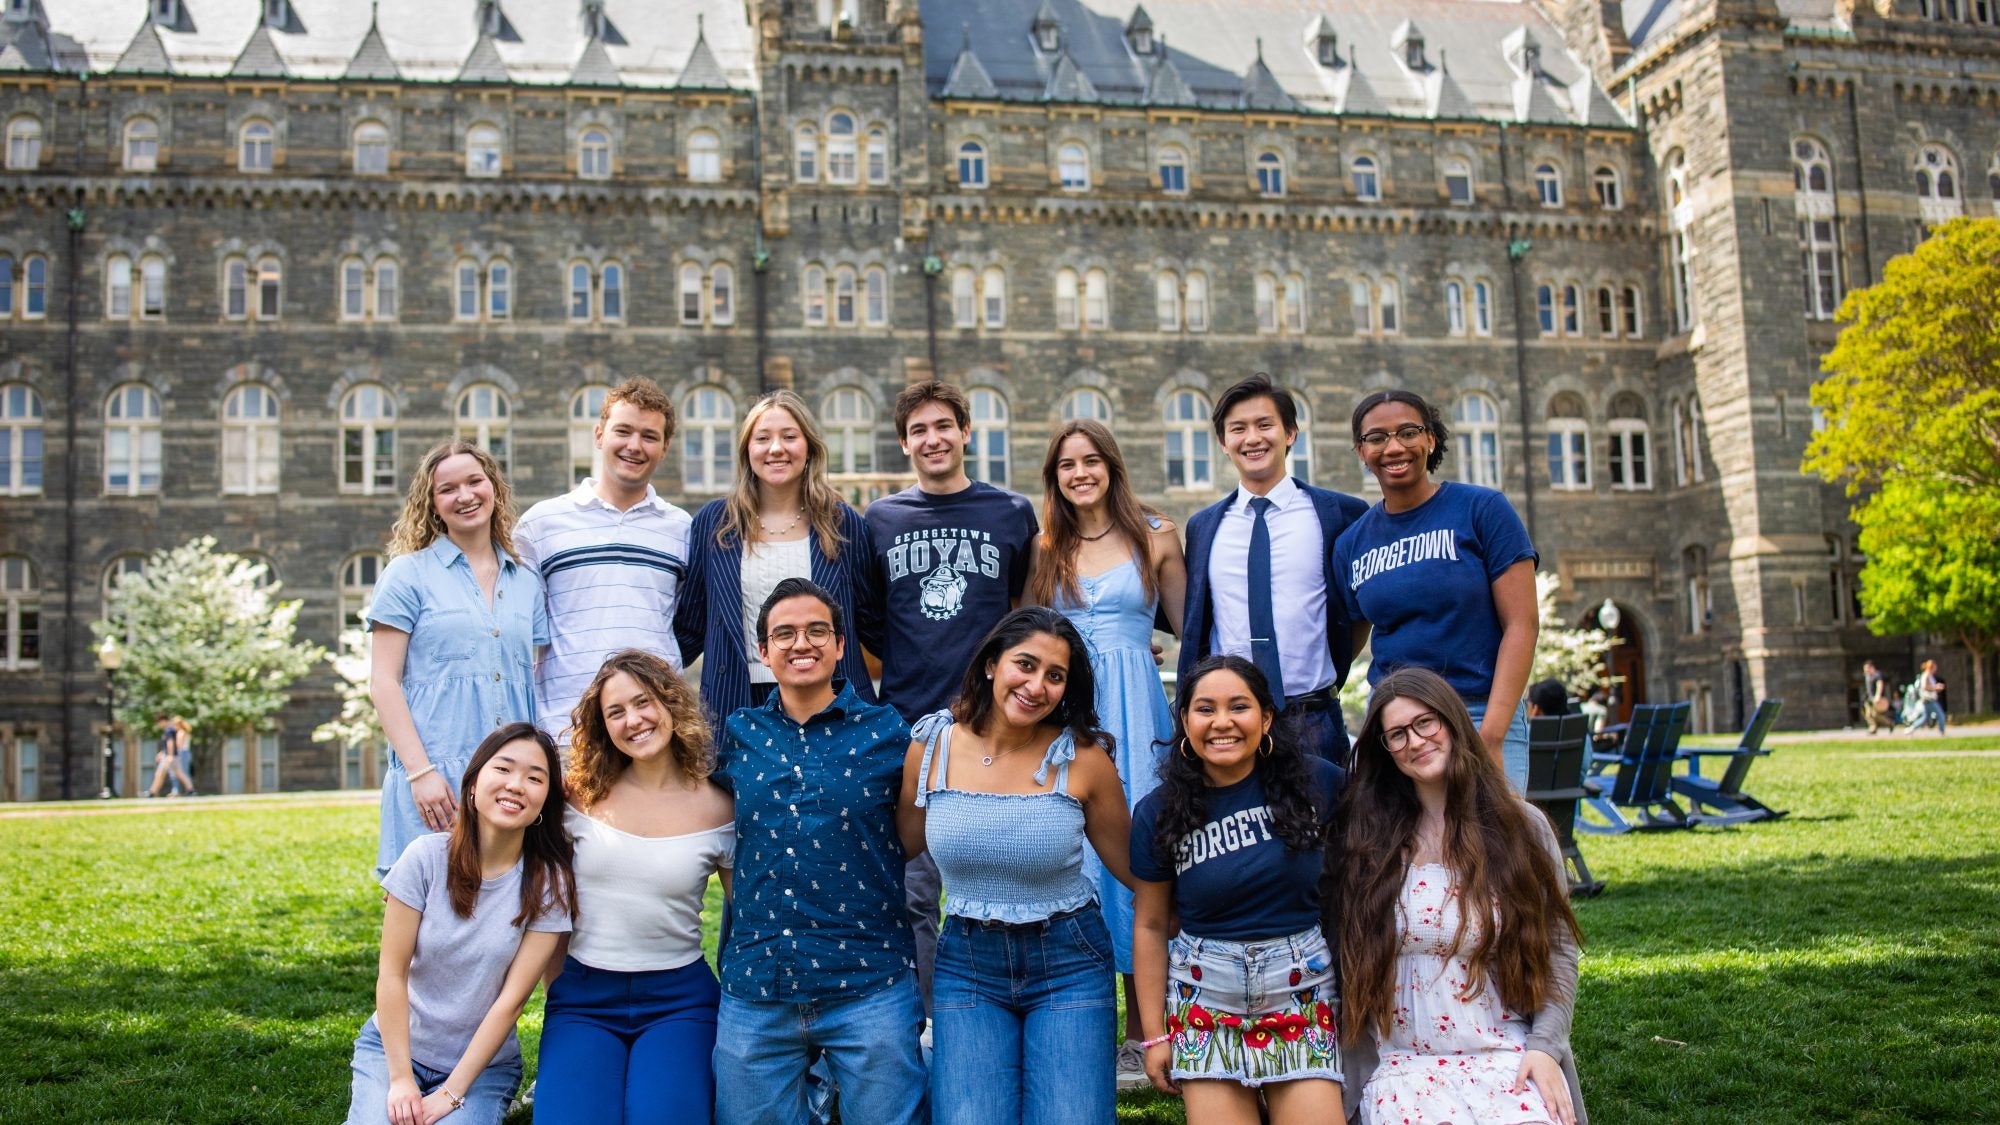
top-left (911, 711), bottom-right (1098, 925)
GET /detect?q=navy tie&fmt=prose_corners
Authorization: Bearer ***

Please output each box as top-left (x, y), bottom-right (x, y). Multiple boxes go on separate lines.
top-left (1247, 496), bottom-right (1287, 704)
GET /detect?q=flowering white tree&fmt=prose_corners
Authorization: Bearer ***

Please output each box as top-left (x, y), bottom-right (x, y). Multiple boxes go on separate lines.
top-left (313, 624), bottom-right (382, 755)
top-left (1532, 572), bottom-right (1617, 695)
top-left (92, 537), bottom-right (326, 765)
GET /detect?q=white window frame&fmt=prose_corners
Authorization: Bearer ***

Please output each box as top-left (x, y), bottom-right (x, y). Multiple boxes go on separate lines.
top-left (353, 120), bottom-right (389, 175)
top-left (708, 263), bottom-right (731, 326)
top-left (795, 124), bottom-right (819, 183)
top-left (465, 123), bottom-right (503, 178)
top-left (569, 384), bottom-right (609, 486)
top-left (1546, 417), bottom-right (1591, 491)
top-left (1350, 154), bottom-right (1380, 201)
top-left (239, 120), bottom-right (274, 173)
top-left (455, 384), bottom-right (511, 468)
top-left (1444, 158), bottom-right (1472, 205)
top-left (1593, 165), bottom-right (1622, 209)
top-left (485, 259), bottom-right (511, 320)
top-left (570, 261), bottom-right (595, 323)
top-left (1255, 150), bottom-right (1285, 197)
top-left (1162, 390), bottom-right (1213, 490)
top-left (865, 127), bottom-right (889, 185)
top-left (601, 261), bottom-right (624, 322)
top-left (979, 267), bottom-right (1004, 328)
top-left (1159, 145), bottom-right (1189, 194)
top-left (339, 383), bottom-right (397, 495)
top-left (1473, 280), bottom-right (1493, 336)
top-left (1055, 268), bottom-right (1079, 329)
top-left (124, 117), bottom-right (160, 172)
top-left (578, 126), bottom-right (613, 180)
top-left (1455, 393), bottom-right (1502, 488)
top-left (821, 387), bottom-right (875, 474)
top-left (221, 382), bottom-right (281, 495)
top-left (1185, 271), bottom-right (1209, 333)
top-left (107, 254), bottom-right (133, 319)
top-left (688, 129), bottom-right (722, 183)
top-left (0, 382), bottom-right (45, 496)
top-left (1609, 418), bottom-right (1652, 491)
top-left (1061, 388), bottom-right (1112, 422)
top-left (1445, 280), bottom-right (1466, 335)
top-left (1156, 271), bottom-right (1180, 332)
top-left (968, 388), bottom-right (1010, 488)
top-left (3, 116), bottom-right (39, 170)
top-left (833, 266), bottom-right (858, 327)
top-left (1255, 273), bottom-right (1277, 333)
top-left (803, 265), bottom-right (827, 326)
top-left (825, 112), bottom-right (858, 184)
top-left (680, 385), bottom-right (736, 494)
top-left (951, 268), bottom-right (976, 328)
top-left (104, 383), bottom-right (163, 496)
top-left (1289, 394), bottom-right (1314, 484)
top-left (1058, 143), bottom-right (1090, 192)
top-left (957, 140), bottom-right (987, 189)
top-left (1534, 162), bottom-right (1563, 207)
top-left (339, 552), bottom-right (382, 631)
top-left (255, 255), bottom-right (282, 320)
top-left (1, 556), bottom-right (39, 670)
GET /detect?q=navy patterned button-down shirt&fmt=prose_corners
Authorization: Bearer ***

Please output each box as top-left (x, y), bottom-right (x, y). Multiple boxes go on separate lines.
top-left (716, 680), bottom-right (915, 1002)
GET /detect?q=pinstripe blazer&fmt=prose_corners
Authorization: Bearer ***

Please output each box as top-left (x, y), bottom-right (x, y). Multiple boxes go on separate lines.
top-left (674, 498), bottom-right (883, 736)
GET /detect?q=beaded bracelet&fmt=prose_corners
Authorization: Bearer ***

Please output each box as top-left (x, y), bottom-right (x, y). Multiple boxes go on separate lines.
top-left (1139, 1032), bottom-right (1174, 1049)
top-left (441, 1087), bottom-right (464, 1110)
top-left (405, 764), bottom-right (438, 785)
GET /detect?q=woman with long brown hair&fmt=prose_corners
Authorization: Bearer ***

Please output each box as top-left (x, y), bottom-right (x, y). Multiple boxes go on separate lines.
top-left (368, 440), bottom-right (548, 878)
top-left (534, 650), bottom-right (734, 1125)
top-left (674, 389), bottom-right (880, 735)
top-left (1027, 418), bottom-right (1186, 1076)
top-left (1329, 667), bottom-right (1585, 1125)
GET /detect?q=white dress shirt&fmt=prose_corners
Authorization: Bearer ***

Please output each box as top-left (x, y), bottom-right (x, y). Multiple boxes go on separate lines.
top-left (1207, 475), bottom-right (1335, 698)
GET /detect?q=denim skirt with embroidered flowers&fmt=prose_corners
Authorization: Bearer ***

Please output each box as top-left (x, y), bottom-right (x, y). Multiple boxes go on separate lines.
top-left (1165, 925), bottom-right (1342, 1086)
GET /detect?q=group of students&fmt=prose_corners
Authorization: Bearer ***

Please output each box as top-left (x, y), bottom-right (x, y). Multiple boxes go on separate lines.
top-left (343, 373), bottom-right (1584, 1125)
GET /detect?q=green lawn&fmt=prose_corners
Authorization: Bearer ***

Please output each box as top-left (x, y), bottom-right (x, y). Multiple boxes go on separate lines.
top-left (3, 737), bottom-right (1996, 1123)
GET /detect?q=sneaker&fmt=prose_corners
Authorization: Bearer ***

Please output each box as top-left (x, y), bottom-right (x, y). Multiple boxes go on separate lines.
top-left (1115, 1039), bottom-right (1149, 1091)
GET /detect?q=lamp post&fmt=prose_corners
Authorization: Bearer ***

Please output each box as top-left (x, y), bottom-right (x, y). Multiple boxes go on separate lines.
top-left (97, 636), bottom-right (123, 799)
top-left (1595, 600), bottom-right (1622, 717)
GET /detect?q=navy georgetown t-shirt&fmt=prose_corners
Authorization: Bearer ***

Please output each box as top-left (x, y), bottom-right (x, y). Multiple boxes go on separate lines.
top-left (864, 481), bottom-right (1037, 722)
top-left (1129, 757), bottom-right (1344, 942)
top-left (1332, 481), bottom-right (1538, 702)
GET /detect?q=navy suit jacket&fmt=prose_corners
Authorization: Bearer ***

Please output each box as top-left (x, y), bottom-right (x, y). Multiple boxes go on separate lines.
top-left (1176, 480), bottom-right (1371, 693)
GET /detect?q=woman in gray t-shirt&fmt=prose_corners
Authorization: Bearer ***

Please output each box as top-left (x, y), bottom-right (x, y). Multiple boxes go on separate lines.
top-left (345, 723), bottom-right (576, 1125)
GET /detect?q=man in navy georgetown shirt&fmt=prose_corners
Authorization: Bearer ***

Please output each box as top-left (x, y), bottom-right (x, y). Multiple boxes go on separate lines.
top-left (711, 577), bottom-right (924, 1125)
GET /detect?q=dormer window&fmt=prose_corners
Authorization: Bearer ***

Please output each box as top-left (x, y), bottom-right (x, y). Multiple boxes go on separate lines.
top-left (1404, 34), bottom-right (1425, 70)
top-left (1130, 27), bottom-right (1152, 54)
top-left (1317, 31), bottom-right (1338, 66)
top-left (6, 0), bottom-right (32, 22)
top-left (1523, 43), bottom-right (1541, 74)
top-left (582, 0), bottom-right (606, 39)
top-left (477, 0), bottom-right (503, 36)
top-left (1034, 12), bottom-right (1062, 53)
top-left (150, 0), bottom-right (178, 24)
top-left (264, 0), bottom-right (287, 27)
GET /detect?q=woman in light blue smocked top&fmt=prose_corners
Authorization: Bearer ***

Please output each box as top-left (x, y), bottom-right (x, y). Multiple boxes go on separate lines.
top-left (897, 607), bottom-right (1136, 1125)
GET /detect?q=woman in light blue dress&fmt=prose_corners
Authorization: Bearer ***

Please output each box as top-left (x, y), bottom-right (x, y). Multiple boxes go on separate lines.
top-left (1028, 419), bottom-right (1187, 1083)
top-left (368, 440), bottom-right (548, 878)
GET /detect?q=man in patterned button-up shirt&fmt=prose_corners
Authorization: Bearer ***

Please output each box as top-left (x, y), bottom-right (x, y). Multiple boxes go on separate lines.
top-left (712, 577), bottom-right (924, 1125)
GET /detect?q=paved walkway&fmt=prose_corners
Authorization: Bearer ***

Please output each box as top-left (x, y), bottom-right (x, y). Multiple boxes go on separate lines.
top-left (1759, 720), bottom-right (2000, 745)
top-left (0, 789), bottom-right (380, 820)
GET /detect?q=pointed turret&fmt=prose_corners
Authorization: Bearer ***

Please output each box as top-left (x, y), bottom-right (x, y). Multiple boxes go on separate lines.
top-left (677, 17), bottom-right (728, 89)
top-left (112, 19), bottom-right (174, 75)
top-left (1426, 53), bottom-right (1475, 119)
top-left (1514, 71), bottom-right (1565, 123)
top-left (232, 24), bottom-right (290, 78)
top-left (1143, 40), bottom-right (1198, 107)
top-left (1337, 44), bottom-right (1384, 115)
top-left (1043, 48), bottom-right (1098, 103)
top-left (572, 38), bottom-right (621, 86)
top-left (940, 27), bottom-right (998, 99)
top-left (0, 13), bottom-right (54, 72)
top-left (345, 8), bottom-right (401, 81)
top-left (1239, 39), bottom-right (1295, 112)
top-left (1571, 76), bottom-right (1627, 126)
top-left (459, 33), bottom-right (509, 82)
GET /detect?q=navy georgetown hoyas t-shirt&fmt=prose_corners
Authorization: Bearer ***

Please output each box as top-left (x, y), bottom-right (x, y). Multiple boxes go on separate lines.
top-left (864, 481), bottom-right (1037, 722)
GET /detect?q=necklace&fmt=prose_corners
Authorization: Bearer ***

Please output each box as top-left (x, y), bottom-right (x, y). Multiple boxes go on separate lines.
top-left (1078, 522), bottom-right (1116, 542)
top-left (757, 508), bottom-right (805, 537)
top-left (980, 732), bottom-right (1039, 767)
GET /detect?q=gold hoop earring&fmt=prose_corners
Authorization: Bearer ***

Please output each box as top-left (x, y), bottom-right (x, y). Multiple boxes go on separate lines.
top-left (1258, 734), bottom-right (1274, 758)
top-left (533, 812), bottom-right (543, 826)
top-left (1178, 737), bottom-right (1197, 760)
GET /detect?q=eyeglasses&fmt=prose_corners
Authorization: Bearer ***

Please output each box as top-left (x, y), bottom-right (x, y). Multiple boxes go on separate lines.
top-left (766, 623), bottom-right (837, 647)
top-left (1357, 424), bottom-right (1429, 450)
top-left (1381, 710), bottom-right (1444, 753)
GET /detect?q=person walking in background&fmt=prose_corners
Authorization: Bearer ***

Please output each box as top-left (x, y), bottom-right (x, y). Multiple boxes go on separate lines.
top-left (712, 579), bottom-right (924, 1125)
top-left (368, 442), bottom-right (547, 878)
top-left (863, 380), bottom-right (1038, 1010)
top-left (1332, 390), bottom-right (1539, 788)
top-left (1179, 375), bottom-right (1369, 763)
top-left (534, 652), bottom-right (733, 1125)
top-left (1905, 659), bottom-right (1948, 736)
top-left (1028, 419), bottom-right (1186, 1087)
top-left (1330, 668), bottom-right (1583, 1125)
top-left (898, 607), bottom-right (1135, 1125)
top-left (675, 389), bottom-right (881, 736)
top-left (343, 723), bottom-right (575, 1125)
top-left (1862, 660), bottom-right (1890, 735)
top-left (144, 714), bottom-right (195, 798)
top-left (517, 378), bottom-right (691, 751)
top-left (1578, 689), bottom-right (1610, 734)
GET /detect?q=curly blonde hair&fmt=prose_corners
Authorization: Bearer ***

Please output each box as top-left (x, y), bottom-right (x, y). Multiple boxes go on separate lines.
top-left (387, 441), bottom-right (520, 561)
top-left (565, 650), bottom-right (714, 809)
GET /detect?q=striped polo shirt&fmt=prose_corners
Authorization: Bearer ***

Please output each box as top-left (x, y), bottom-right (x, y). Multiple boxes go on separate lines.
top-left (516, 481), bottom-right (692, 747)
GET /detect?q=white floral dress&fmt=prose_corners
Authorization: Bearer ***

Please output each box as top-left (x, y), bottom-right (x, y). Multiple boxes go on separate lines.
top-left (1361, 864), bottom-right (1556, 1125)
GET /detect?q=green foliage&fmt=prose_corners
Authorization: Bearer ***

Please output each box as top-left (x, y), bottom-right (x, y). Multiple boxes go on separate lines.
top-left (1533, 571), bottom-right (1617, 695)
top-left (1851, 477), bottom-right (2000, 711)
top-left (91, 536), bottom-right (327, 742)
top-left (313, 626), bottom-right (382, 752)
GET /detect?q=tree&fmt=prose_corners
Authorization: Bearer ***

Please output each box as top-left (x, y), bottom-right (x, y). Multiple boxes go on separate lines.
top-left (1851, 478), bottom-right (2000, 714)
top-left (1532, 572), bottom-right (1617, 697)
top-left (93, 537), bottom-right (326, 775)
top-left (313, 624), bottom-right (382, 762)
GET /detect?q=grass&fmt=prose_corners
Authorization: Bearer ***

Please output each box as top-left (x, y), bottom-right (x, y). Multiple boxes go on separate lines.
top-left (2, 736), bottom-right (1996, 1123)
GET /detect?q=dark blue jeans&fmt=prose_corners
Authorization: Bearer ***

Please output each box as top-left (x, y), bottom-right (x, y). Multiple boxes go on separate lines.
top-left (534, 956), bottom-right (720, 1125)
top-left (1284, 701), bottom-right (1350, 766)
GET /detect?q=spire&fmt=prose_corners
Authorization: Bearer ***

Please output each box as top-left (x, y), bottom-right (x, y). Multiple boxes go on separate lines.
top-left (345, 6), bottom-right (401, 81)
top-left (459, 32), bottom-right (509, 82)
top-left (1426, 53), bottom-right (1475, 119)
top-left (1239, 39), bottom-right (1295, 112)
top-left (112, 19), bottom-right (173, 74)
top-left (571, 38), bottom-right (621, 85)
top-left (677, 16), bottom-right (728, 89)
top-left (941, 26), bottom-right (998, 99)
top-left (1515, 69), bottom-right (1565, 122)
top-left (0, 13), bottom-right (54, 72)
top-left (232, 23), bottom-right (290, 78)
top-left (1337, 44), bottom-right (1384, 115)
top-left (1143, 40), bottom-right (1198, 107)
top-left (1043, 46), bottom-right (1098, 103)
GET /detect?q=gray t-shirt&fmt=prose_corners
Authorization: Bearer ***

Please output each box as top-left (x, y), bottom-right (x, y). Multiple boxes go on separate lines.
top-left (364, 833), bottom-right (571, 1071)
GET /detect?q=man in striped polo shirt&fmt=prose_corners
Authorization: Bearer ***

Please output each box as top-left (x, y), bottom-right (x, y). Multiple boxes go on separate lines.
top-left (517, 377), bottom-right (693, 749)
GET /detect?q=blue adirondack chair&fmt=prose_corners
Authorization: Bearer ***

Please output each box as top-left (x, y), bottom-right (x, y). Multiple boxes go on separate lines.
top-left (1580, 702), bottom-right (1692, 833)
top-left (1673, 698), bottom-right (1787, 825)
top-left (1525, 714), bottom-right (1605, 896)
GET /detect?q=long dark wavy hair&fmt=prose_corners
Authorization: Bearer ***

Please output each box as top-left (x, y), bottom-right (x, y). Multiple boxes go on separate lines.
top-left (949, 606), bottom-right (1112, 754)
top-left (445, 723), bottom-right (578, 927)
top-left (1028, 420), bottom-right (1161, 608)
top-left (1331, 667), bottom-right (1580, 1045)
top-left (1151, 656), bottom-right (1326, 862)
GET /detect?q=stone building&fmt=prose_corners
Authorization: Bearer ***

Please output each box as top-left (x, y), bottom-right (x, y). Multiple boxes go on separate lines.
top-left (0, 0), bottom-right (1993, 798)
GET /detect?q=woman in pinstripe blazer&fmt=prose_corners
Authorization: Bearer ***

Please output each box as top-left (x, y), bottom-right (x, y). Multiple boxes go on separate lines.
top-left (674, 390), bottom-right (882, 736)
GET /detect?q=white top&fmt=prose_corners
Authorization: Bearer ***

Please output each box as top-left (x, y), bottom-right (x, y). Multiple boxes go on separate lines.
top-left (564, 805), bottom-right (735, 973)
top-left (516, 481), bottom-right (693, 746)
top-left (740, 536), bottom-right (813, 685)
top-left (1206, 475), bottom-right (1336, 698)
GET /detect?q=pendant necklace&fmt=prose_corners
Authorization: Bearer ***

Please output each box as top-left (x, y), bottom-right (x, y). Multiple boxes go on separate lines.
top-left (758, 508), bottom-right (805, 537)
top-left (981, 732), bottom-right (1038, 767)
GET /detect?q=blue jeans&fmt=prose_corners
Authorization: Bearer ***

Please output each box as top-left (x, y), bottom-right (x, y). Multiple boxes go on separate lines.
top-left (344, 1019), bottom-right (521, 1125)
top-left (535, 956), bottom-right (719, 1125)
top-left (930, 909), bottom-right (1117, 1125)
top-left (173, 749), bottom-right (194, 794)
top-left (713, 975), bottom-right (927, 1125)
top-left (1467, 699), bottom-right (1530, 792)
top-left (1908, 700), bottom-right (1947, 734)
top-left (1283, 702), bottom-right (1350, 765)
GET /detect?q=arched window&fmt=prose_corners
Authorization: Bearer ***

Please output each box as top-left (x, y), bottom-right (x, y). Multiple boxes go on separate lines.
top-left (1914, 144), bottom-right (1959, 200)
top-left (968, 388), bottom-right (1010, 487)
top-left (1350, 154), bottom-right (1379, 201)
top-left (484, 259), bottom-right (510, 320)
top-left (256, 255), bottom-right (283, 320)
top-left (0, 254), bottom-right (12, 318)
top-left (1561, 283), bottom-right (1581, 335)
top-left (1283, 274), bottom-right (1306, 333)
top-left (353, 120), bottom-right (389, 174)
top-left (1445, 281), bottom-right (1466, 335)
top-left (1666, 150), bottom-right (1694, 331)
top-left (1379, 279), bottom-right (1400, 334)
top-left (569, 384), bottom-right (609, 485)
top-left (134, 254), bottom-right (165, 319)
top-left (1156, 271), bottom-right (1181, 332)
top-left (979, 267), bottom-right (1004, 328)
top-left (1472, 281), bottom-right (1493, 336)
top-left (103, 554), bottom-right (145, 629)
top-left (579, 126), bottom-right (612, 179)
top-left (795, 124), bottom-right (819, 183)
top-left (1082, 269), bottom-right (1109, 329)
top-left (1593, 165), bottom-right (1621, 209)
top-left (1536, 283), bottom-right (1556, 335)
top-left (465, 123), bottom-right (502, 177)
top-left (221, 383), bottom-right (280, 495)
top-left (1596, 285), bottom-right (1618, 337)
top-left (106, 255), bottom-right (133, 319)
top-left (1058, 143), bottom-right (1090, 191)
top-left (1621, 285), bottom-right (1642, 337)
top-left (1688, 398), bottom-right (1706, 482)
top-left (342, 256), bottom-right (369, 321)
top-left (1794, 138), bottom-right (1841, 319)
top-left (375, 258), bottom-right (400, 320)
top-left (1546, 392), bottom-right (1590, 491)
top-left (1534, 163), bottom-right (1562, 207)
top-left (1455, 393), bottom-right (1502, 488)
top-left (1351, 277), bottom-right (1373, 334)
top-left (709, 264), bottom-right (731, 325)
top-left (688, 129), bottom-right (722, 183)
top-left (679, 262), bottom-right (704, 325)
top-left (340, 383), bottom-right (396, 494)
top-left (957, 140), bottom-right (987, 188)
top-left (1185, 271), bottom-right (1209, 332)
top-left (821, 387), bottom-right (875, 474)
top-left (1162, 390), bottom-right (1212, 489)
top-left (1158, 145), bottom-right (1189, 194)
top-left (455, 384), bottom-right (511, 467)
top-left (833, 266), bottom-right (858, 327)
top-left (1683, 545), bottom-right (1711, 635)
top-left (1055, 268), bottom-right (1080, 329)
top-left (1443, 157), bottom-right (1472, 204)
top-left (339, 551), bottom-right (383, 631)
top-left (570, 262), bottom-right (594, 322)
top-left (1, 383), bottom-right (44, 495)
top-left (865, 127), bottom-right (889, 184)
top-left (1255, 151), bottom-right (1285, 197)
top-left (454, 259), bottom-right (479, 320)
top-left (1289, 393), bottom-right (1314, 484)
top-left (22, 255), bottom-right (45, 319)
top-left (681, 385), bottom-right (736, 493)
top-left (1255, 273), bottom-right (1278, 333)
top-left (222, 256), bottom-right (249, 320)
top-left (239, 120), bottom-right (275, 172)
top-left (951, 268), bottom-right (976, 328)
top-left (1, 556), bottom-right (39, 670)
top-left (1608, 392), bottom-right (1651, 491)
top-left (602, 261), bottom-right (624, 322)
top-left (124, 117), bottom-right (160, 172)
top-left (825, 112), bottom-right (858, 183)
top-left (104, 384), bottom-right (163, 495)
top-left (802, 265), bottom-right (827, 326)
top-left (4, 116), bottom-right (40, 170)
top-left (1061, 388), bottom-right (1112, 422)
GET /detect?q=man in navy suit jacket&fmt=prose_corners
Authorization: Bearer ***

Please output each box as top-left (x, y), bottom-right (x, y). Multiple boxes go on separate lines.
top-left (1177, 374), bottom-right (1369, 760)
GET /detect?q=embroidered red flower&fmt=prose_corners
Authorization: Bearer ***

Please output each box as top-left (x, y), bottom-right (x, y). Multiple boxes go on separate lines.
top-left (1277, 1013), bottom-right (1309, 1042)
top-left (1167, 1015), bottom-right (1184, 1035)
top-left (1244, 1026), bottom-right (1275, 1050)
top-left (1313, 1002), bottom-right (1335, 1030)
top-left (1288, 968), bottom-right (1302, 986)
top-left (1186, 1005), bottom-right (1216, 1032)
top-left (1190, 964), bottom-right (1203, 981)
top-left (1218, 1013), bottom-right (1243, 1028)
top-left (1256, 1014), bottom-right (1284, 1031)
